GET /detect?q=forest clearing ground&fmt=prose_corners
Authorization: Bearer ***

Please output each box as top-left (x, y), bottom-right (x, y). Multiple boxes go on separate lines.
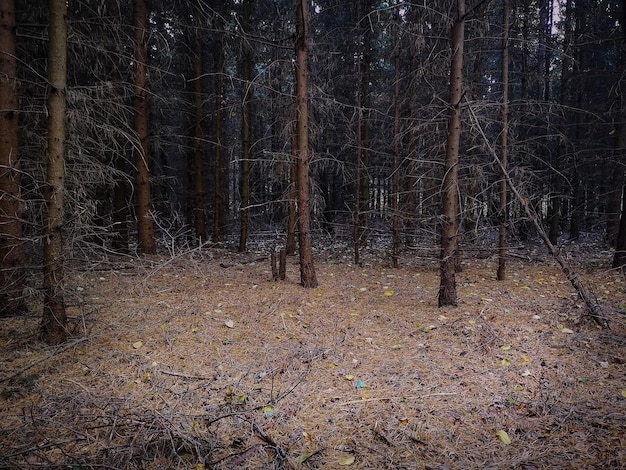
top-left (1, 244), bottom-right (625, 469)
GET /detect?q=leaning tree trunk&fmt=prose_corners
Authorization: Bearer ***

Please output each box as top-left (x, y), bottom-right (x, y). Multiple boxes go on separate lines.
top-left (133, 0), bottom-right (156, 254)
top-left (40, 0), bottom-right (68, 345)
top-left (438, 0), bottom-right (465, 307)
top-left (0, 0), bottom-right (25, 315)
top-left (468, 105), bottom-right (609, 329)
top-left (294, 0), bottom-right (317, 288)
top-left (497, 0), bottom-right (510, 281)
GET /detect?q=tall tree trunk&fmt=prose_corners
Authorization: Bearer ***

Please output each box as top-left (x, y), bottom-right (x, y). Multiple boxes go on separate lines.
top-left (40, 0), bottom-right (68, 344)
top-left (438, 0), bottom-right (465, 308)
top-left (611, 0), bottom-right (626, 269)
top-left (497, 0), bottom-right (510, 281)
top-left (191, 22), bottom-right (207, 242)
top-left (295, 0), bottom-right (317, 288)
top-left (213, 24), bottom-right (226, 243)
top-left (354, 2), bottom-right (371, 266)
top-left (0, 0), bottom-right (24, 315)
top-left (391, 37), bottom-right (400, 268)
top-left (608, 0), bottom-right (626, 247)
top-left (549, 0), bottom-right (573, 245)
top-left (238, 0), bottom-right (252, 253)
top-left (133, 0), bottom-right (156, 254)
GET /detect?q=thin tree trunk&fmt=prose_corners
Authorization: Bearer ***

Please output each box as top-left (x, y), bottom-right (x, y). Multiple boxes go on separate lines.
top-left (286, 131), bottom-right (297, 255)
top-left (438, 0), bottom-right (465, 307)
top-left (497, 0), bottom-right (510, 281)
top-left (391, 37), bottom-right (400, 268)
top-left (112, 152), bottom-right (129, 253)
top-left (295, 0), bottom-right (317, 288)
top-left (133, 0), bottom-right (156, 254)
top-left (213, 26), bottom-right (226, 243)
top-left (191, 23), bottom-right (207, 242)
top-left (354, 0), bottom-right (371, 266)
top-left (40, 0), bottom-right (68, 344)
top-left (238, 0), bottom-right (252, 253)
top-left (549, 0), bottom-right (573, 245)
top-left (0, 0), bottom-right (24, 315)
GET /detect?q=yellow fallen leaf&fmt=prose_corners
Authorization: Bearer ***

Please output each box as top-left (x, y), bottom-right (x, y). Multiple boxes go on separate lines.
top-left (383, 290), bottom-right (393, 297)
top-left (496, 430), bottom-right (511, 444)
top-left (339, 455), bottom-right (355, 466)
top-left (521, 355), bottom-right (531, 362)
top-left (294, 453), bottom-right (313, 464)
top-left (191, 326), bottom-right (199, 333)
top-left (345, 374), bottom-right (355, 380)
top-left (500, 344), bottom-right (511, 351)
top-left (621, 390), bottom-right (626, 398)
top-left (132, 341), bottom-right (143, 349)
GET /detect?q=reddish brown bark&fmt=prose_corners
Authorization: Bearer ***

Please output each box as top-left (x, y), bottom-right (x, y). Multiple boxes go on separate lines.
top-left (438, 0), bottom-right (465, 307)
top-left (40, 0), bottom-right (68, 344)
top-left (133, 0), bottom-right (156, 255)
top-left (295, 0), bottom-right (317, 288)
top-left (0, 0), bottom-right (24, 315)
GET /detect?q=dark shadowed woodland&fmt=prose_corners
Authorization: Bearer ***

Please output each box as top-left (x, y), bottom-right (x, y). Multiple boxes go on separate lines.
top-left (0, 0), bottom-right (625, 468)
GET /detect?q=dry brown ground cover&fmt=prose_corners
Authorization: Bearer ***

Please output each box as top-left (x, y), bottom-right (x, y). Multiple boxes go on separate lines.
top-left (1, 243), bottom-right (625, 469)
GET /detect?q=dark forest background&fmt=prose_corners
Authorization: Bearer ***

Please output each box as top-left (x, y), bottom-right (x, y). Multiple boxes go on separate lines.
top-left (1, 0), bottom-right (625, 340)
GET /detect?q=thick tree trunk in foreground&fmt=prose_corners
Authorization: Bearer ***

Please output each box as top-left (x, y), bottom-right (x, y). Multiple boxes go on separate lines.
top-left (295, 0), bottom-right (317, 288)
top-left (0, 0), bottom-right (25, 315)
top-left (133, 0), bottom-right (156, 254)
top-left (40, 0), bottom-right (68, 344)
top-left (438, 0), bottom-right (465, 307)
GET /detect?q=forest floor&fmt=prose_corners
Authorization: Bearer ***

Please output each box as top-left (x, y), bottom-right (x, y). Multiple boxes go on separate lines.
top-left (1, 238), bottom-right (625, 469)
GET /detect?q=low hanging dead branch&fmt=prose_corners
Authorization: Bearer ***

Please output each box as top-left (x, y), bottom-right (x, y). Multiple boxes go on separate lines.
top-left (467, 102), bottom-right (610, 329)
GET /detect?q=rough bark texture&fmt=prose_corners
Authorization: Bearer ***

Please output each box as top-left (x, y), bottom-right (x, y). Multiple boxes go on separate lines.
top-left (497, 0), bottom-right (509, 281)
top-left (40, 0), bottom-right (68, 345)
top-left (0, 0), bottom-right (24, 315)
top-left (133, 0), bottom-right (156, 255)
top-left (192, 24), bottom-right (207, 242)
top-left (238, 0), bottom-right (252, 253)
top-left (295, 0), bottom-right (317, 288)
top-left (438, 0), bottom-right (465, 307)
